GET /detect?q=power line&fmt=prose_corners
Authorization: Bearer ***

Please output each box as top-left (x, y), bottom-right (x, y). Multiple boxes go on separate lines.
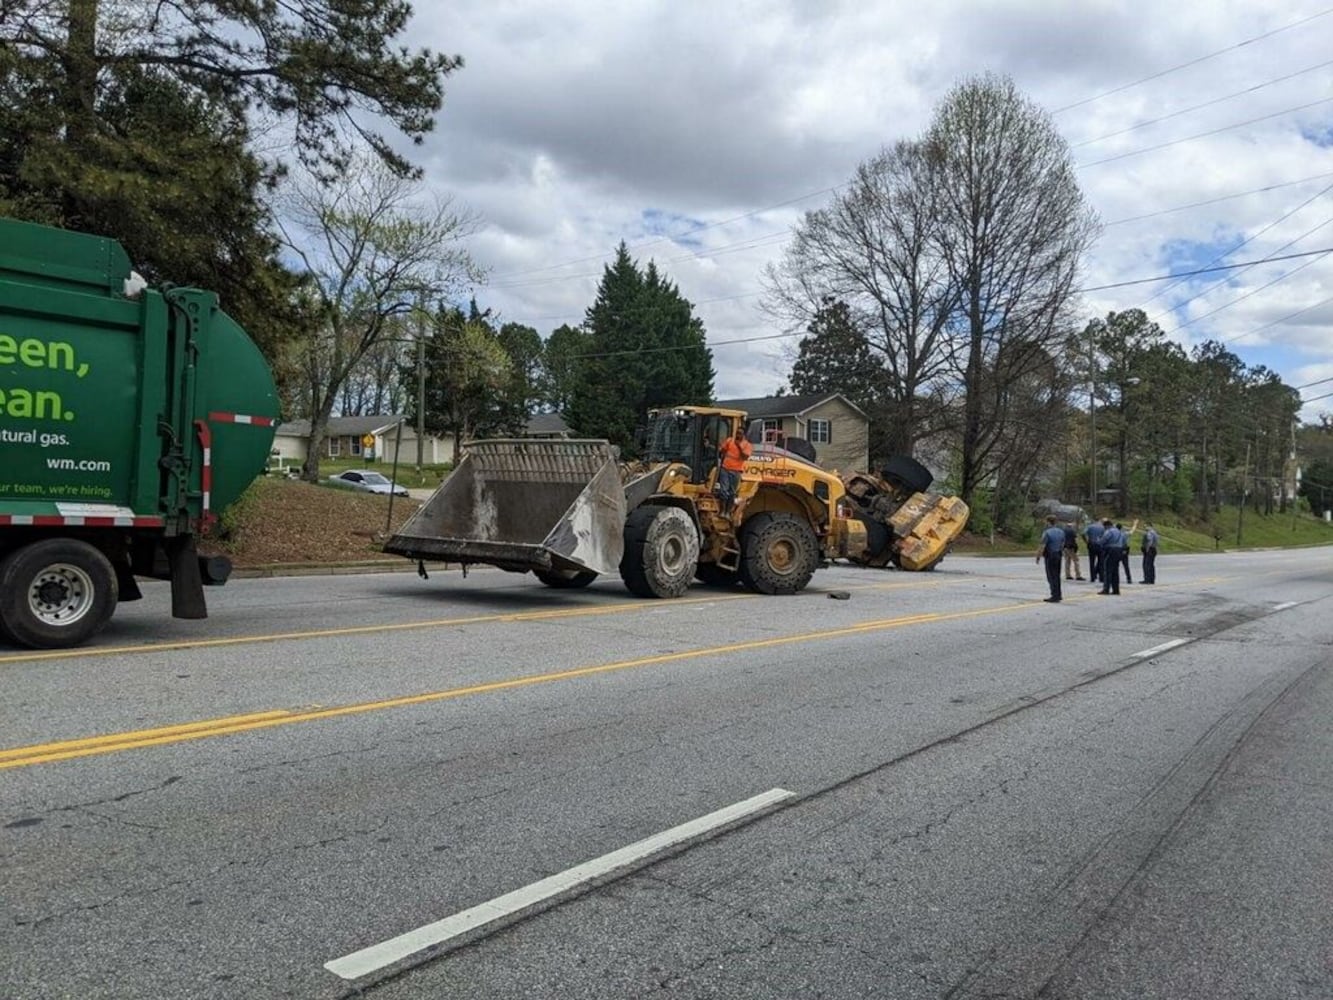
top-left (488, 186), bottom-right (839, 282)
top-left (1104, 171), bottom-right (1333, 226)
top-left (1069, 58), bottom-right (1333, 149)
top-left (1296, 375), bottom-right (1333, 389)
top-left (1078, 96), bottom-right (1333, 169)
top-left (1084, 247), bottom-right (1333, 293)
top-left (1141, 179), bottom-right (1333, 310)
top-left (1053, 7), bottom-right (1333, 113)
top-left (560, 249), bottom-right (1333, 360)
top-left (489, 230), bottom-right (791, 290)
top-left (1301, 389), bottom-right (1333, 404)
top-left (1164, 245), bottom-right (1333, 336)
top-left (1223, 292), bottom-right (1333, 347)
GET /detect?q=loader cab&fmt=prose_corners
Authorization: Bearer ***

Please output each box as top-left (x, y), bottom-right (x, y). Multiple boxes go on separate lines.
top-left (643, 407), bottom-right (744, 486)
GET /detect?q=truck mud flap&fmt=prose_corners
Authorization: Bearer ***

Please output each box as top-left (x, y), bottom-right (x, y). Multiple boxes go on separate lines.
top-left (384, 440), bottom-right (627, 576)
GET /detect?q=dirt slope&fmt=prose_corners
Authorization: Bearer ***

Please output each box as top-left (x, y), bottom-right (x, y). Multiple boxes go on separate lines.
top-left (202, 477), bottom-right (422, 567)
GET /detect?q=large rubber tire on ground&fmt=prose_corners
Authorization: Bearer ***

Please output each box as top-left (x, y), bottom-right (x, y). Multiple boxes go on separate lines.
top-left (533, 568), bottom-right (598, 589)
top-left (881, 455), bottom-right (934, 495)
top-left (694, 563), bottom-right (739, 588)
top-left (0, 539), bottom-right (118, 649)
top-left (737, 511), bottom-right (819, 595)
top-left (619, 505), bottom-right (700, 599)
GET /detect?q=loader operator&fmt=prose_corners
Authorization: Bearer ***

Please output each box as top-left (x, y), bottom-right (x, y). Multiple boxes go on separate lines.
top-left (717, 425), bottom-right (752, 509)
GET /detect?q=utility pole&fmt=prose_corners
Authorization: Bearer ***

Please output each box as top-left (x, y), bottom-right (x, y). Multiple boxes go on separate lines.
top-left (1236, 438), bottom-right (1250, 547)
top-left (1088, 333), bottom-right (1098, 515)
top-left (416, 295), bottom-right (426, 474)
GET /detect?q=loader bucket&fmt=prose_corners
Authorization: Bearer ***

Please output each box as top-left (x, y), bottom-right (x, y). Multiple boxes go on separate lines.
top-left (889, 492), bottom-right (970, 570)
top-left (384, 440), bottom-right (627, 576)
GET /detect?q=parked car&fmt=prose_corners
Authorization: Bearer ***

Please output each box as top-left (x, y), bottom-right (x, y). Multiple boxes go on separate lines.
top-left (326, 469), bottom-right (409, 496)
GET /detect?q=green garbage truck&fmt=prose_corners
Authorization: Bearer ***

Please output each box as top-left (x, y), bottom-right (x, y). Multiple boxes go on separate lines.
top-left (0, 219), bottom-right (279, 649)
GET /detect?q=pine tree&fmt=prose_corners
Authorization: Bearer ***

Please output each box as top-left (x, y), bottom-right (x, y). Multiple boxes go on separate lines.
top-left (567, 244), bottom-right (714, 450)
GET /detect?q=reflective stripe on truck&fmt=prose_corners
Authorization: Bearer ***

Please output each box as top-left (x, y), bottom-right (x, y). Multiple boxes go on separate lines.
top-left (0, 514), bottom-right (164, 527)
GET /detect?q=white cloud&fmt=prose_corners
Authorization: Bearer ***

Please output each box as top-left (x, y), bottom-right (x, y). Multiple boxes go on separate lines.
top-left (397, 0), bottom-right (1333, 405)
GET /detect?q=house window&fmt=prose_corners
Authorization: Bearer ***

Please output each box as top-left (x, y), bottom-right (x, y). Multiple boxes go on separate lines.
top-left (327, 437), bottom-right (342, 457)
top-left (762, 418), bottom-right (782, 442)
top-left (351, 438), bottom-right (362, 456)
top-left (808, 418), bottom-right (831, 444)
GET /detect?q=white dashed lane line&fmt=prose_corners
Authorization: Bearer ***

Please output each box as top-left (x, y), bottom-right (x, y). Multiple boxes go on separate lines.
top-left (324, 787), bottom-right (797, 982)
top-left (1131, 637), bottom-right (1192, 659)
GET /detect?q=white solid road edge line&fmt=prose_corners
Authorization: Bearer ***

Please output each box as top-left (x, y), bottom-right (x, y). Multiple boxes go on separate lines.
top-left (324, 786), bottom-right (797, 981)
top-left (1272, 601), bottom-right (1298, 611)
top-left (1132, 637), bottom-right (1191, 659)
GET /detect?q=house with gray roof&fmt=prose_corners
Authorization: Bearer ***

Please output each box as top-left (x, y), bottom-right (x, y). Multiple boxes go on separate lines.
top-left (715, 393), bottom-right (869, 472)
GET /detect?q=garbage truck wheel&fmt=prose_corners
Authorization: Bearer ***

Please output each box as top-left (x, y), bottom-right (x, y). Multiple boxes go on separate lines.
top-left (534, 568), bottom-right (598, 589)
top-left (0, 539), bottom-right (118, 649)
top-left (620, 505), bottom-right (699, 599)
top-left (737, 512), bottom-right (818, 595)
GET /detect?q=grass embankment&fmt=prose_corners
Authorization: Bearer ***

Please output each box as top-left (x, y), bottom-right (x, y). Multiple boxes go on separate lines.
top-left (204, 477), bottom-right (422, 567)
top-left (955, 506), bottom-right (1333, 556)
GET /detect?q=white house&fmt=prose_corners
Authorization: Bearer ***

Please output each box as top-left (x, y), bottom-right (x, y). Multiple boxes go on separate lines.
top-left (272, 415), bottom-right (454, 467)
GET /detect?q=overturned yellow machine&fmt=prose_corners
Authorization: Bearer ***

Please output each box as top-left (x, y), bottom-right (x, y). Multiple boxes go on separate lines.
top-left (384, 406), bottom-right (969, 597)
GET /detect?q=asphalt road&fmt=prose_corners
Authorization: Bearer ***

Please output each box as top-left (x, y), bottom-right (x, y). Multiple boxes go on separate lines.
top-left (2, 547), bottom-right (1330, 999)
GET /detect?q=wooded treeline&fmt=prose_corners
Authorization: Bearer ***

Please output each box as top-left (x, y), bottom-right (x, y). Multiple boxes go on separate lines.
top-left (768, 75), bottom-right (1315, 530)
top-left (3, 9), bottom-right (1320, 510)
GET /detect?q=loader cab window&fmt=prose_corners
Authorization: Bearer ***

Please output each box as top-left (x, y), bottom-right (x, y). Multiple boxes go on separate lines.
top-left (646, 413), bottom-right (696, 468)
top-left (698, 415), bottom-right (731, 485)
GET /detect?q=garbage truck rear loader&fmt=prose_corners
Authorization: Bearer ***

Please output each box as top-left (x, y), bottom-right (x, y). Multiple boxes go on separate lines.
top-left (0, 219), bottom-right (279, 649)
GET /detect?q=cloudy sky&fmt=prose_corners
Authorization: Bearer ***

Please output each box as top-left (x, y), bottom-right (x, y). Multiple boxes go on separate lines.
top-left (397, 0), bottom-right (1333, 421)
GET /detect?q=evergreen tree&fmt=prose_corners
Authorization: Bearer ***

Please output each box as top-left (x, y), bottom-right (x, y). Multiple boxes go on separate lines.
top-left (541, 324), bottom-right (592, 415)
top-left (1, 1), bottom-right (459, 393)
top-left (567, 244), bottom-right (714, 450)
top-left (496, 322), bottom-right (544, 432)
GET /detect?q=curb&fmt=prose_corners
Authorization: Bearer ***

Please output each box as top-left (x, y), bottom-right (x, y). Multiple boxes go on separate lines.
top-left (231, 560), bottom-right (459, 579)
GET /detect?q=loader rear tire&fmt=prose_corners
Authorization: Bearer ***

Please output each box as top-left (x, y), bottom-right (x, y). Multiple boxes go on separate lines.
top-left (737, 512), bottom-right (818, 595)
top-left (620, 505), bottom-right (699, 599)
top-left (534, 568), bottom-right (598, 589)
top-left (0, 539), bottom-right (118, 649)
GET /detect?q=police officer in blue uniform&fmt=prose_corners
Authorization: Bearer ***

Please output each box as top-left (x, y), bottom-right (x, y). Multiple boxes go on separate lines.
top-left (1141, 523), bottom-right (1159, 584)
top-left (1036, 515), bottom-right (1066, 602)
top-left (1084, 518), bottom-right (1105, 584)
top-left (1098, 518), bottom-right (1124, 595)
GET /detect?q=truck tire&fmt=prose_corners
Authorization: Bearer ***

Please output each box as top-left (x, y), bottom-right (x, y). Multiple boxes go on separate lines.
top-left (620, 505), bottom-right (699, 599)
top-left (737, 511), bottom-right (819, 595)
top-left (694, 563), bottom-right (739, 588)
top-left (533, 568), bottom-right (598, 589)
top-left (0, 539), bottom-right (118, 649)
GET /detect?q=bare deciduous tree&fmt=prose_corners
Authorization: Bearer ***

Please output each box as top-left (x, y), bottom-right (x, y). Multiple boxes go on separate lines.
top-left (926, 74), bottom-right (1099, 506)
top-left (278, 157), bottom-right (483, 480)
top-left (765, 141), bottom-right (957, 457)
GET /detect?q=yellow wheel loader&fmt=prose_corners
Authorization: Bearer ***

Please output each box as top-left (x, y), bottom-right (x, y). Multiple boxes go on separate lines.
top-left (383, 407), bottom-right (968, 597)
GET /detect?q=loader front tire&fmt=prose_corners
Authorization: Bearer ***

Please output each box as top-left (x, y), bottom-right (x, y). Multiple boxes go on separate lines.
top-left (534, 568), bottom-right (598, 589)
top-left (620, 505), bottom-right (699, 599)
top-left (0, 539), bottom-right (118, 649)
top-left (737, 512), bottom-right (818, 595)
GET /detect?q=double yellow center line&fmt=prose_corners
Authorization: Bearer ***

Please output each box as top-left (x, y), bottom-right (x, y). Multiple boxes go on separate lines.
top-left (2, 600), bottom-right (996, 771)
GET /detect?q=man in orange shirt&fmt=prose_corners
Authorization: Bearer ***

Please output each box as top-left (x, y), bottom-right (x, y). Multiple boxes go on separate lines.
top-left (717, 425), bottom-right (752, 510)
